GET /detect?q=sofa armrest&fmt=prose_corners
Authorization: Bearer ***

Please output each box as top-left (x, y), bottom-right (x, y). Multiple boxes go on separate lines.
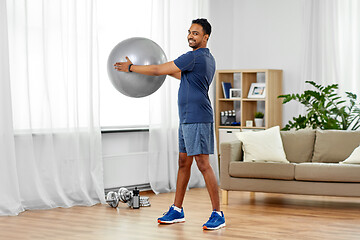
top-left (220, 140), bottom-right (242, 190)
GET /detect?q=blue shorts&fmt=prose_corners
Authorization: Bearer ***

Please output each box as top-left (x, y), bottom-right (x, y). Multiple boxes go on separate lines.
top-left (178, 123), bottom-right (214, 156)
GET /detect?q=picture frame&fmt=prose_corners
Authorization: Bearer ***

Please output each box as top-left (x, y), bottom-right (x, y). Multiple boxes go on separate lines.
top-left (229, 88), bottom-right (242, 99)
top-left (246, 120), bottom-right (253, 127)
top-left (247, 83), bottom-right (266, 99)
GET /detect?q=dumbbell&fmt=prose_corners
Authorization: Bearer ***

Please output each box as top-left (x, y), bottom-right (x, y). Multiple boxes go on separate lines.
top-left (118, 187), bottom-right (133, 203)
top-left (106, 187), bottom-right (151, 208)
top-left (106, 191), bottom-right (119, 208)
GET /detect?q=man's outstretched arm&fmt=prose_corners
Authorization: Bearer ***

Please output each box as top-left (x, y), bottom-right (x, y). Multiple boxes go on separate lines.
top-left (114, 56), bottom-right (181, 80)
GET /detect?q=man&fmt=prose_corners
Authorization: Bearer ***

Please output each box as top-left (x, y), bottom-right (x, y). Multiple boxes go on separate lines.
top-left (114, 18), bottom-right (225, 230)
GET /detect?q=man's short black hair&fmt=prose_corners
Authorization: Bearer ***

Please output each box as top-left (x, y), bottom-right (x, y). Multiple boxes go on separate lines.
top-left (192, 18), bottom-right (212, 37)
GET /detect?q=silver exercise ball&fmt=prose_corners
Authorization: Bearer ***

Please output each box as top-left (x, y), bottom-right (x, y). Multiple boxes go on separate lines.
top-left (107, 37), bottom-right (167, 98)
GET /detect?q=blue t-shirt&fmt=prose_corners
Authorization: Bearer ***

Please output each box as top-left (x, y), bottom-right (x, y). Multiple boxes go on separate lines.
top-left (174, 48), bottom-right (216, 123)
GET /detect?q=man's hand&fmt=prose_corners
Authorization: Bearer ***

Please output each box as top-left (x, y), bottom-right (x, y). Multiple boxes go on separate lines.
top-left (114, 56), bottom-right (132, 72)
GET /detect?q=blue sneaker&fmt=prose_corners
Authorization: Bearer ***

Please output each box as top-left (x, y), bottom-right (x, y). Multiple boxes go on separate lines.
top-left (203, 211), bottom-right (226, 230)
top-left (157, 205), bottom-right (185, 224)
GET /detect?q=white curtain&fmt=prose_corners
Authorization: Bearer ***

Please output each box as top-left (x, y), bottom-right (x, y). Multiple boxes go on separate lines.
top-left (148, 0), bottom-right (219, 194)
top-left (0, 0), bottom-right (104, 216)
top-left (337, 0), bottom-right (360, 96)
top-left (302, 0), bottom-right (360, 97)
top-left (0, 0), bottom-right (23, 216)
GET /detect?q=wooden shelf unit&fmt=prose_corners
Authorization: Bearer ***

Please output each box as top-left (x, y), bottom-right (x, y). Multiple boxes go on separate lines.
top-left (215, 69), bottom-right (283, 153)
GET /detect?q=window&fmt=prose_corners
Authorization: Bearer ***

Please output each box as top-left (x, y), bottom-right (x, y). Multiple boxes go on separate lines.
top-left (97, 0), bottom-right (153, 128)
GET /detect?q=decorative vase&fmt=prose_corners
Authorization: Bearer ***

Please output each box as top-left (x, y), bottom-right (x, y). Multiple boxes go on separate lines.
top-left (254, 118), bottom-right (263, 127)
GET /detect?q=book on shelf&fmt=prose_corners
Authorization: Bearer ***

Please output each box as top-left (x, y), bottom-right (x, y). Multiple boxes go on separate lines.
top-left (221, 82), bottom-right (232, 99)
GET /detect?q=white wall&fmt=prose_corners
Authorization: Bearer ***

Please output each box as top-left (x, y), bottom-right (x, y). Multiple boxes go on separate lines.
top-left (102, 131), bottom-right (149, 189)
top-left (103, 0), bottom-right (307, 189)
top-left (208, 0), bottom-right (235, 70)
top-left (209, 0), bottom-right (305, 124)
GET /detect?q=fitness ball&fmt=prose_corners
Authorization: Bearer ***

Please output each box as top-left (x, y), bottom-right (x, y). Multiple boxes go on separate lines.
top-left (107, 37), bottom-right (167, 98)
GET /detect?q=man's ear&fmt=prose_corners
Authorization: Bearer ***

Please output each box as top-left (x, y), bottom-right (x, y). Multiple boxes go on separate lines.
top-left (204, 34), bottom-right (209, 41)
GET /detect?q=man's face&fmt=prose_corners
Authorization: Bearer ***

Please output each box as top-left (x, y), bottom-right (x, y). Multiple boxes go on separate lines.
top-left (187, 23), bottom-right (208, 50)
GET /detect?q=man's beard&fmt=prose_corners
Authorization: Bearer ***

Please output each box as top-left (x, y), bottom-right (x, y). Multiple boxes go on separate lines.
top-left (188, 39), bottom-right (199, 49)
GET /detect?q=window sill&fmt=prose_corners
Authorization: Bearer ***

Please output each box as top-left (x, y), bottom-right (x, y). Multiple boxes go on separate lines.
top-left (101, 126), bottom-right (149, 133)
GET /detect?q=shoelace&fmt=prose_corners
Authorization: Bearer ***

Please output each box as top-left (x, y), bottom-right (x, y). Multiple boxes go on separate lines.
top-left (162, 206), bottom-right (173, 216)
top-left (207, 212), bottom-right (218, 222)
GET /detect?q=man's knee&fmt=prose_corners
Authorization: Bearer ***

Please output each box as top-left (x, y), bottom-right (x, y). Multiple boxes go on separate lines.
top-left (195, 154), bottom-right (211, 173)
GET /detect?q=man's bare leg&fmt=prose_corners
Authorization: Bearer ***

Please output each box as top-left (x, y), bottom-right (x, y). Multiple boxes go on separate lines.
top-left (173, 152), bottom-right (193, 208)
top-left (194, 154), bottom-right (220, 211)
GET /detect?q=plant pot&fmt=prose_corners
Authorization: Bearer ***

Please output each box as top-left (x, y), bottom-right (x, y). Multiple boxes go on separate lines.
top-left (254, 118), bottom-right (263, 127)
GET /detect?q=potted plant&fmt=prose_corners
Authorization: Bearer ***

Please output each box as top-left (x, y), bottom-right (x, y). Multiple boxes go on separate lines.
top-left (254, 112), bottom-right (264, 127)
top-left (278, 81), bottom-right (360, 130)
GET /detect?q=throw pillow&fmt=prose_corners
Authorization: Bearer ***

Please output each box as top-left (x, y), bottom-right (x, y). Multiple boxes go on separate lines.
top-left (235, 126), bottom-right (289, 163)
top-left (280, 129), bottom-right (315, 163)
top-left (312, 130), bottom-right (360, 163)
top-left (340, 145), bottom-right (360, 164)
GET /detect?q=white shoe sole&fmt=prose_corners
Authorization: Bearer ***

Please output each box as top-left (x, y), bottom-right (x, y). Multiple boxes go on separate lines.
top-left (158, 218), bottom-right (186, 224)
top-left (203, 223), bottom-right (226, 230)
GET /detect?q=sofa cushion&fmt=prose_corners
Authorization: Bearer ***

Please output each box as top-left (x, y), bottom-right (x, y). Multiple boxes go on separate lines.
top-left (235, 126), bottom-right (289, 163)
top-left (229, 162), bottom-right (295, 180)
top-left (280, 129), bottom-right (315, 163)
top-left (340, 145), bottom-right (360, 164)
top-left (295, 163), bottom-right (360, 182)
top-left (312, 130), bottom-right (360, 163)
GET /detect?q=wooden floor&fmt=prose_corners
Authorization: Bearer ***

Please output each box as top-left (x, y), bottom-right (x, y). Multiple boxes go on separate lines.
top-left (1, 188), bottom-right (360, 240)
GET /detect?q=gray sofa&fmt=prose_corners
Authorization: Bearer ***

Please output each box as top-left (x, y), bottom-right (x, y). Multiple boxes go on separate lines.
top-left (220, 129), bottom-right (360, 204)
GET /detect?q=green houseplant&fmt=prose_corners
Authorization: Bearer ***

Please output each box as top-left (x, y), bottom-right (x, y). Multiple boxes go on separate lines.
top-left (278, 81), bottom-right (360, 131)
top-left (254, 112), bottom-right (264, 119)
top-left (254, 112), bottom-right (264, 127)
